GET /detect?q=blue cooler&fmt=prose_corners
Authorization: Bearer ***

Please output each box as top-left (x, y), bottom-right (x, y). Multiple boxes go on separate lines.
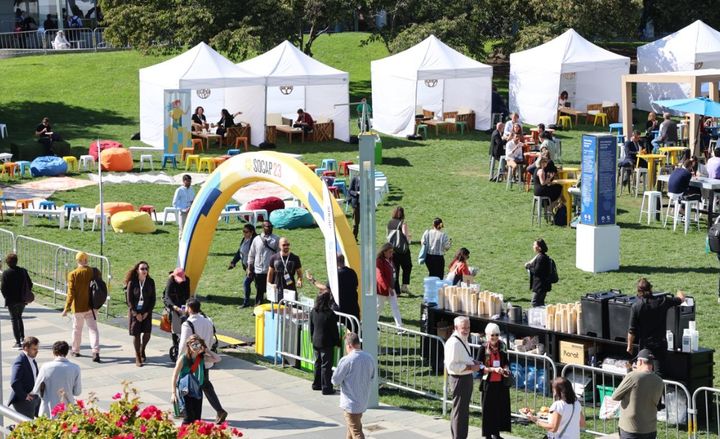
top-left (423, 276), bottom-right (440, 305)
top-left (263, 311), bottom-right (280, 362)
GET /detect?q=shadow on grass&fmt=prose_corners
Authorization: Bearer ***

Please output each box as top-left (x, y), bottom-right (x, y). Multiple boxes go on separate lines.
top-left (620, 265), bottom-right (717, 274)
top-left (382, 157), bottom-right (412, 167)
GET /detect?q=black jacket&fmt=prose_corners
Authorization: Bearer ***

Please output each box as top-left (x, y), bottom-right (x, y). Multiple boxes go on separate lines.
top-left (490, 129), bottom-right (505, 159)
top-left (334, 266), bottom-right (360, 320)
top-left (125, 277), bottom-right (156, 315)
top-left (528, 253), bottom-right (552, 293)
top-left (309, 308), bottom-right (340, 350)
top-left (8, 353), bottom-right (36, 405)
top-left (163, 276), bottom-right (190, 310)
top-left (1, 266), bottom-right (32, 306)
top-left (348, 176), bottom-right (360, 209)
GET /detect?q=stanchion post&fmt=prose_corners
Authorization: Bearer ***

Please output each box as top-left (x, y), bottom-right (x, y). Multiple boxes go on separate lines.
top-left (359, 133), bottom-right (379, 408)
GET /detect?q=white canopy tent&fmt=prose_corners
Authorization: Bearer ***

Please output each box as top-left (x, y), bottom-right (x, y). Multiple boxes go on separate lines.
top-left (139, 42), bottom-right (264, 148)
top-left (637, 20), bottom-right (720, 112)
top-left (510, 29), bottom-right (630, 126)
top-left (227, 40), bottom-right (350, 143)
top-left (370, 35), bottom-right (492, 137)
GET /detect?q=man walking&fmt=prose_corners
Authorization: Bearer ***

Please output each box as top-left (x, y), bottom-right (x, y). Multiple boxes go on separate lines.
top-left (178, 299), bottom-right (227, 424)
top-left (444, 316), bottom-right (481, 439)
top-left (31, 341), bottom-right (81, 419)
top-left (611, 349), bottom-right (664, 439)
top-left (8, 336), bottom-right (40, 418)
top-left (247, 220), bottom-right (279, 305)
top-left (267, 237), bottom-right (303, 301)
top-left (172, 174), bottom-right (195, 233)
top-left (332, 332), bottom-right (375, 439)
top-left (62, 252), bottom-right (100, 362)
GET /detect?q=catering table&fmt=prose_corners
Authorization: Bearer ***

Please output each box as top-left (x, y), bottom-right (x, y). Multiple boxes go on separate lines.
top-left (422, 304), bottom-right (714, 392)
top-left (657, 174), bottom-right (720, 229)
top-left (558, 107), bottom-right (587, 126)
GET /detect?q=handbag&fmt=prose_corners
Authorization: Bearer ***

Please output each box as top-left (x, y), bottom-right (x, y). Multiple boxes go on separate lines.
top-left (21, 271), bottom-right (34, 304)
top-left (502, 373), bottom-right (515, 388)
top-left (417, 230), bottom-right (428, 265)
top-left (160, 311), bottom-right (172, 332)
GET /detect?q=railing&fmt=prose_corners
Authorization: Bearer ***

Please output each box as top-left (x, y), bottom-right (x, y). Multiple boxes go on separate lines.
top-left (377, 322), bottom-right (448, 415)
top-left (0, 229), bottom-right (15, 261)
top-left (0, 404), bottom-right (30, 437)
top-left (0, 27), bottom-right (117, 53)
top-left (692, 387), bottom-right (720, 438)
top-left (334, 310), bottom-right (361, 339)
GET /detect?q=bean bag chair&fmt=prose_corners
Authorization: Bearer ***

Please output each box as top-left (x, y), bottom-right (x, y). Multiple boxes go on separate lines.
top-left (30, 156), bottom-right (68, 177)
top-left (89, 140), bottom-right (123, 161)
top-left (269, 207), bottom-right (315, 229)
top-left (245, 196), bottom-right (285, 219)
top-left (95, 202), bottom-right (134, 217)
top-left (111, 211), bottom-right (156, 234)
top-left (100, 148), bottom-right (133, 172)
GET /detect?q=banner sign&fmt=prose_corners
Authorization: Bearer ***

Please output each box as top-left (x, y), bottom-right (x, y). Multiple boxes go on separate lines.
top-left (163, 89), bottom-right (191, 154)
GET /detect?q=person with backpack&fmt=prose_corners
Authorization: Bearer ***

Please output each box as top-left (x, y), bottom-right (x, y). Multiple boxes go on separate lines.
top-left (171, 334), bottom-right (220, 425)
top-left (524, 238), bottom-right (554, 307)
top-left (386, 206), bottom-right (412, 296)
top-left (61, 252), bottom-right (101, 363)
top-left (124, 261), bottom-right (156, 368)
top-left (178, 299), bottom-right (227, 424)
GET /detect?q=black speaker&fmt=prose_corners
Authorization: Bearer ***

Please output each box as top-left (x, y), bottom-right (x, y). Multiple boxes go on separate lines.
top-left (580, 290), bottom-right (624, 339)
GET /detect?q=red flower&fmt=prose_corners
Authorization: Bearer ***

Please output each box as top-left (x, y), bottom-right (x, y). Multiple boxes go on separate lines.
top-left (60, 422), bottom-right (68, 430)
top-left (51, 403), bottom-right (66, 417)
top-left (115, 420), bottom-right (124, 428)
top-left (76, 400), bottom-right (85, 409)
top-left (231, 427), bottom-right (243, 437)
top-left (112, 392), bottom-right (122, 400)
top-left (140, 425), bottom-right (147, 433)
top-left (88, 416), bottom-right (96, 424)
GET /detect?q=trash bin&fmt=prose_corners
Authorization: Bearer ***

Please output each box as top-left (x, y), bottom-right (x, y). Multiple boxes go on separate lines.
top-left (254, 303), bottom-right (283, 355)
top-left (374, 135), bottom-right (382, 164)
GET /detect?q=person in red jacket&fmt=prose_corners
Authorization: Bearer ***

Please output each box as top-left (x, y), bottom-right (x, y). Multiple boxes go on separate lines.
top-left (294, 108), bottom-right (315, 134)
top-left (376, 243), bottom-right (402, 328)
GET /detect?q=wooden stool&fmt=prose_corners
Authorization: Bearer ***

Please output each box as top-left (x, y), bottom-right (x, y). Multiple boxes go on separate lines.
top-left (14, 198), bottom-right (34, 214)
top-left (138, 205), bottom-right (158, 222)
top-left (212, 156), bottom-right (228, 167)
top-left (63, 156), bottom-right (79, 172)
top-left (191, 138), bottom-right (204, 152)
top-left (339, 161), bottom-right (354, 175)
top-left (198, 157), bottom-right (215, 172)
top-left (235, 136), bottom-right (249, 152)
top-left (185, 154), bottom-right (200, 171)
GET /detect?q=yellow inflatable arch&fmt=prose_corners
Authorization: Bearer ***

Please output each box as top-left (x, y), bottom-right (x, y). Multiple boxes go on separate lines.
top-left (178, 151), bottom-right (360, 299)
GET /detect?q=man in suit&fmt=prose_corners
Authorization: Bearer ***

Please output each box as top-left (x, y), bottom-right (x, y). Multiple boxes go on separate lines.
top-left (489, 122), bottom-right (505, 181)
top-left (8, 336), bottom-right (40, 418)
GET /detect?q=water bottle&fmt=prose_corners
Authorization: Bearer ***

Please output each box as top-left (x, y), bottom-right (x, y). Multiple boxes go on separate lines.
top-left (666, 330), bottom-right (674, 351)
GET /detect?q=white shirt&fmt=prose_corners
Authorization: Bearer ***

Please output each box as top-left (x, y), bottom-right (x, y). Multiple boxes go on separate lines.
top-left (549, 400), bottom-right (582, 439)
top-left (23, 351), bottom-right (37, 379)
top-left (179, 313), bottom-right (216, 368)
top-left (172, 185), bottom-right (195, 210)
top-left (444, 331), bottom-right (475, 376)
top-left (505, 139), bottom-right (524, 161)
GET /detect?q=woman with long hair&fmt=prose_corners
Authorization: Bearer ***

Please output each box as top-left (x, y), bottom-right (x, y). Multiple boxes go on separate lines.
top-left (310, 292), bottom-right (340, 395)
top-left (163, 267), bottom-right (190, 361)
top-left (420, 217), bottom-right (451, 278)
top-left (478, 322), bottom-right (512, 439)
top-left (124, 261), bottom-right (156, 367)
top-left (214, 108), bottom-right (241, 141)
top-left (524, 238), bottom-right (552, 307)
top-left (527, 377), bottom-right (585, 438)
top-left (171, 334), bottom-right (219, 425)
top-left (386, 206), bottom-right (412, 296)
top-left (191, 106), bottom-right (209, 132)
top-left (447, 247), bottom-right (471, 286)
top-left (376, 243), bottom-right (402, 328)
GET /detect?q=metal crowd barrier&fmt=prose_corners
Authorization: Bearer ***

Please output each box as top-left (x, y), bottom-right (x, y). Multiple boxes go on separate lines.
top-left (0, 27), bottom-right (114, 53)
top-left (0, 404), bottom-right (30, 438)
top-left (692, 387), bottom-right (720, 438)
top-left (560, 363), bottom-right (691, 438)
top-left (377, 322), bottom-right (448, 415)
top-left (0, 229), bottom-right (15, 261)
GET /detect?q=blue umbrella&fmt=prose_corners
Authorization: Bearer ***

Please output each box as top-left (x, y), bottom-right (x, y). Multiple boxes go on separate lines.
top-left (653, 97), bottom-right (720, 117)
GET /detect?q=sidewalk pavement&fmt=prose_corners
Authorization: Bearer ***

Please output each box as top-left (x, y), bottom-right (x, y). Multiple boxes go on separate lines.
top-left (0, 304), bottom-right (522, 438)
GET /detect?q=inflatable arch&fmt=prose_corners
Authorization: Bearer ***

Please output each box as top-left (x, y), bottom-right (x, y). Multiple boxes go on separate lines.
top-left (178, 151), bottom-right (360, 300)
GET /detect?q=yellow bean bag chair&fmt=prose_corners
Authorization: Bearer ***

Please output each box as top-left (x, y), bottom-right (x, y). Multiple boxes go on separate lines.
top-left (100, 148), bottom-right (133, 172)
top-left (95, 202), bottom-right (134, 217)
top-left (110, 211), bottom-right (156, 234)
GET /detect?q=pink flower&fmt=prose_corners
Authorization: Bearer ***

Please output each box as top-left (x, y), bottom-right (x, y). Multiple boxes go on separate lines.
top-left (231, 427), bottom-right (243, 437)
top-left (115, 420), bottom-right (124, 428)
top-left (71, 425), bottom-right (79, 433)
top-left (140, 425), bottom-right (147, 433)
top-left (112, 392), bottom-right (122, 400)
top-left (88, 416), bottom-right (96, 424)
top-left (51, 403), bottom-right (66, 417)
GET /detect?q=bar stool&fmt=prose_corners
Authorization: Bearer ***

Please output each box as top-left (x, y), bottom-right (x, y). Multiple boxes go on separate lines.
top-left (322, 170), bottom-right (336, 178)
top-left (455, 121), bottom-right (468, 135)
top-left (63, 156), bottom-right (79, 172)
top-left (161, 153), bottom-right (178, 169)
top-left (235, 136), bottom-right (249, 152)
top-left (212, 157), bottom-right (227, 168)
top-left (181, 147), bottom-right (195, 162)
top-left (557, 116), bottom-right (572, 129)
top-left (79, 155), bottom-right (95, 172)
top-left (138, 205), bottom-right (157, 222)
top-left (67, 211), bottom-right (86, 231)
top-left (332, 180), bottom-right (347, 196)
top-left (416, 124), bottom-right (428, 138)
top-left (185, 154), bottom-right (200, 171)
top-left (227, 149), bottom-right (241, 156)
top-left (14, 161), bottom-right (31, 178)
top-left (191, 138), bottom-right (205, 152)
top-left (14, 198), bottom-right (34, 215)
top-left (328, 186), bottom-right (340, 198)
top-left (63, 203), bottom-right (81, 221)
top-left (39, 200), bottom-right (57, 210)
top-left (634, 168), bottom-right (648, 198)
top-left (593, 113), bottom-right (608, 126)
top-left (162, 207), bottom-right (182, 226)
top-left (314, 167), bottom-right (327, 177)
top-left (198, 157), bottom-right (215, 172)
top-left (339, 161), bottom-right (353, 176)
top-left (664, 192), bottom-right (700, 234)
top-left (139, 154), bottom-right (154, 171)
top-left (638, 191), bottom-right (662, 224)
top-left (531, 196), bottom-right (552, 226)
top-left (321, 159), bottom-right (337, 172)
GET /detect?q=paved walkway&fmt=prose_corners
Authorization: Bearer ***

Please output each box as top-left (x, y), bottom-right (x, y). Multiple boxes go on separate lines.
top-left (0, 304), bottom-right (524, 438)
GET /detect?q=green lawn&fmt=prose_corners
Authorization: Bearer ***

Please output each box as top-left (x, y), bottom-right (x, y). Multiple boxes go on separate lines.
top-left (0, 33), bottom-right (717, 437)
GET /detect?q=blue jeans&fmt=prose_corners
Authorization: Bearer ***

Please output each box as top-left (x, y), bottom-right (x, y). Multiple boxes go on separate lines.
top-left (243, 275), bottom-right (253, 306)
top-left (651, 138), bottom-right (661, 153)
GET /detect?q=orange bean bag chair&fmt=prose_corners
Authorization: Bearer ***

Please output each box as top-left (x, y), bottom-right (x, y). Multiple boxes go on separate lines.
top-left (95, 202), bottom-right (134, 217)
top-left (100, 148), bottom-right (133, 172)
top-left (89, 140), bottom-right (123, 160)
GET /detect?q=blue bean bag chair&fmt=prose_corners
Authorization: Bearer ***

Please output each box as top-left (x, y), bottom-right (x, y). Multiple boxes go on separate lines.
top-left (31, 156), bottom-right (68, 177)
top-left (269, 207), bottom-right (315, 229)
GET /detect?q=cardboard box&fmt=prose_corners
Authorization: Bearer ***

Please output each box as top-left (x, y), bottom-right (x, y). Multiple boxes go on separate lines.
top-left (560, 340), bottom-right (595, 366)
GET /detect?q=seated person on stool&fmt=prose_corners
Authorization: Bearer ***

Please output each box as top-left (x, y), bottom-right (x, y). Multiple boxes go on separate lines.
top-left (651, 112), bottom-right (678, 153)
top-left (533, 157), bottom-right (563, 212)
top-left (294, 108), bottom-right (315, 135)
top-left (619, 131), bottom-right (647, 187)
top-left (668, 160), bottom-right (701, 204)
top-left (502, 112), bottom-right (522, 141)
top-left (489, 122), bottom-right (505, 181)
top-left (526, 147), bottom-right (553, 177)
top-left (645, 111), bottom-right (659, 146)
top-left (191, 106), bottom-right (209, 132)
top-left (35, 117), bottom-right (61, 156)
top-left (504, 132), bottom-right (525, 182)
top-left (539, 131), bottom-right (558, 159)
top-left (213, 108), bottom-right (242, 143)
top-left (706, 146), bottom-right (720, 179)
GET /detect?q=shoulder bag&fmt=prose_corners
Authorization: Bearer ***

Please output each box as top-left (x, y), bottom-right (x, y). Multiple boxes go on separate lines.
top-left (21, 270), bottom-right (35, 304)
top-left (417, 230), bottom-right (428, 265)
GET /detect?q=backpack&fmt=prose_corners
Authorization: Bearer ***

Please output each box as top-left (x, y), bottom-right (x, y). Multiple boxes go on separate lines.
top-left (709, 217), bottom-right (720, 253)
top-left (549, 258), bottom-right (559, 284)
top-left (387, 220), bottom-right (409, 254)
top-left (184, 315), bottom-right (219, 353)
top-left (88, 267), bottom-right (108, 310)
top-left (553, 205), bottom-right (567, 226)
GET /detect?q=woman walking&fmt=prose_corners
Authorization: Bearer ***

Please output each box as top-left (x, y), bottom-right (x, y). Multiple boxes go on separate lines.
top-left (421, 218), bottom-right (451, 278)
top-left (228, 223), bottom-right (257, 308)
top-left (478, 323), bottom-right (512, 439)
top-left (527, 377), bottom-right (585, 439)
top-left (376, 243), bottom-right (403, 328)
top-left (309, 292), bottom-right (340, 395)
top-left (125, 261), bottom-right (156, 367)
top-left (386, 206), bottom-right (412, 296)
top-left (171, 335), bottom-right (219, 425)
top-left (524, 238), bottom-right (552, 307)
top-left (1, 253), bottom-right (32, 348)
top-left (163, 267), bottom-right (190, 361)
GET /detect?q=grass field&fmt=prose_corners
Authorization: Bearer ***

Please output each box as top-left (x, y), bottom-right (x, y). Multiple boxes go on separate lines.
top-left (0, 32), bottom-right (717, 436)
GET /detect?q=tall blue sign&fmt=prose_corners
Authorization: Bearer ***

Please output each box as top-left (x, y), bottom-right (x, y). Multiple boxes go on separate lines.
top-left (581, 134), bottom-right (617, 226)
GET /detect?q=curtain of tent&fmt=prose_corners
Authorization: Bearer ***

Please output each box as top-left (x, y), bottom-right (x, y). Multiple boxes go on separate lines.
top-left (509, 69), bottom-right (560, 126)
top-left (191, 88), bottom-right (227, 124)
top-left (306, 83), bottom-right (350, 142)
top-left (573, 66), bottom-right (626, 120)
top-left (139, 81), bottom-right (168, 149)
top-left (223, 85), bottom-right (267, 146)
top-left (417, 79), bottom-right (445, 115)
top-left (266, 85), bottom-right (306, 114)
top-left (444, 77), bottom-right (492, 130)
top-left (371, 71), bottom-right (417, 137)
